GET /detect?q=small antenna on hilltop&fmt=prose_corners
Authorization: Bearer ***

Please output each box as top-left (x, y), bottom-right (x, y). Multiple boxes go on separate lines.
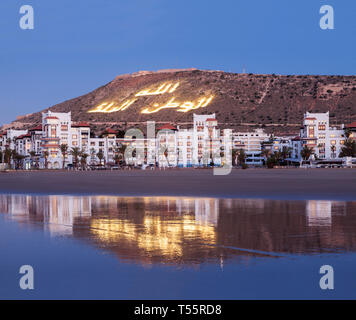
top-left (242, 65), bottom-right (246, 74)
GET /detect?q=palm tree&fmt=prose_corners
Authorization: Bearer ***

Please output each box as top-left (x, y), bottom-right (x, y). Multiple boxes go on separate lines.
top-left (60, 144), bottom-right (68, 169)
top-left (43, 151), bottom-right (49, 169)
top-left (90, 148), bottom-right (96, 165)
top-left (114, 154), bottom-right (120, 166)
top-left (11, 150), bottom-right (17, 169)
top-left (339, 139), bottom-right (356, 157)
top-left (80, 152), bottom-right (89, 170)
top-left (13, 152), bottom-right (25, 170)
top-left (237, 149), bottom-right (246, 166)
top-left (4, 147), bottom-right (12, 167)
top-left (330, 145), bottom-right (336, 159)
top-left (29, 151), bottom-right (36, 169)
top-left (281, 146), bottom-right (292, 161)
top-left (70, 147), bottom-right (81, 169)
top-left (273, 151), bottom-right (283, 165)
top-left (97, 150), bottom-right (104, 166)
top-left (300, 145), bottom-right (314, 161)
top-left (117, 144), bottom-right (127, 167)
top-left (261, 149), bottom-right (271, 159)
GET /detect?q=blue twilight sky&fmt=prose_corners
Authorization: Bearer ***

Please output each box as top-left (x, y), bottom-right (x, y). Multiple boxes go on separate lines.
top-left (0, 0), bottom-right (355, 125)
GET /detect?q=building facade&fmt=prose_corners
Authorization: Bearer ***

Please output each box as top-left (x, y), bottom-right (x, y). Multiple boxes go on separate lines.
top-left (0, 110), bottom-right (353, 169)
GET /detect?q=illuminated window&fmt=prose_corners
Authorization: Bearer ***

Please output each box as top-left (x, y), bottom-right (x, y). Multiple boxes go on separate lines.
top-left (51, 127), bottom-right (56, 137)
top-left (309, 126), bottom-right (315, 138)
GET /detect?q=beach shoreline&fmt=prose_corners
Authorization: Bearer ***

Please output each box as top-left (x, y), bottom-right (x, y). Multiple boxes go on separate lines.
top-left (0, 168), bottom-right (355, 201)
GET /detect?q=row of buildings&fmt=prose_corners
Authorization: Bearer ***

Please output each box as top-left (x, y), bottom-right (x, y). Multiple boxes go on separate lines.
top-left (0, 110), bottom-right (355, 169)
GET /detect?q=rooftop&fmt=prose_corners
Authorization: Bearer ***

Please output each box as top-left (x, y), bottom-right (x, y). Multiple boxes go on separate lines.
top-left (104, 128), bottom-right (117, 134)
top-left (29, 125), bottom-right (42, 131)
top-left (72, 122), bottom-right (90, 128)
top-left (157, 124), bottom-right (177, 131)
top-left (346, 121), bottom-right (356, 128)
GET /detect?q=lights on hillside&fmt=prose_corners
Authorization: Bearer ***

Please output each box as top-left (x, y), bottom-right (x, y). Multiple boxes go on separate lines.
top-left (135, 82), bottom-right (180, 96)
top-left (88, 99), bottom-right (136, 113)
top-left (141, 96), bottom-right (214, 114)
top-left (87, 81), bottom-right (214, 114)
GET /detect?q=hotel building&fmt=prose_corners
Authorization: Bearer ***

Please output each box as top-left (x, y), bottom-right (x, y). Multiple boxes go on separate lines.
top-left (299, 111), bottom-right (345, 160)
top-left (0, 109), bottom-right (353, 169)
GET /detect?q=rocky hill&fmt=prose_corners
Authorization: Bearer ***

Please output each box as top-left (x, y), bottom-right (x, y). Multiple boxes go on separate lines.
top-left (5, 69), bottom-right (356, 135)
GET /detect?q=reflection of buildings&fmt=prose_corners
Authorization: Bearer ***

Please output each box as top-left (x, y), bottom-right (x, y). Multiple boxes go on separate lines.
top-left (0, 195), bottom-right (356, 265)
top-left (0, 195), bottom-right (91, 235)
top-left (306, 200), bottom-right (332, 227)
top-left (306, 200), bottom-right (348, 227)
top-left (45, 196), bottom-right (91, 235)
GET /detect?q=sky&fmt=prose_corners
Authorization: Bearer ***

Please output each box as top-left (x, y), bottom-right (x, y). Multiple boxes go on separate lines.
top-left (0, 0), bottom-right (355, 125)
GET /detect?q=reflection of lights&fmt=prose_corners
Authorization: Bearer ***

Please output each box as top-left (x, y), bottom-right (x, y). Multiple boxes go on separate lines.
top-left (141, 96), bottom-right (214, 114)
top-left (136, 82), bottom-right (180, 96)
top-left (306, 200), bottom-right (332, 227)
top-left (90, 213), bottom-right (216, 259)
top-left (88, 99), bottom-right (136, 113)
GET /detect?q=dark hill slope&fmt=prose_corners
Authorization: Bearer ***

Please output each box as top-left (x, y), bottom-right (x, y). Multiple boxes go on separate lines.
top-left (7, 69), bottom-right (356, 135)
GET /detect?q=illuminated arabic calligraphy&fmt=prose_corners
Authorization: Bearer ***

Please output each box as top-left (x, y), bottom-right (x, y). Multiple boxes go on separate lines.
top-left (141, 96), bottom-right (214, 114)
top-left (87, 81), bottom-right (214, 114)
top-left (135, 82), bottom-right (180, 96)
top-left (88, 99), bottom-right (136, 113)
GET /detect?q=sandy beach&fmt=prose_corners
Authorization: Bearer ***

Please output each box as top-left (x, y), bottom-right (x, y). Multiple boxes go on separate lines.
top-left (0, 168), bottom-right (355, 201)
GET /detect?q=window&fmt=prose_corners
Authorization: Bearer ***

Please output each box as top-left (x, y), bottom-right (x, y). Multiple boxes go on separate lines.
top-left (308, 126), bottom-right (315, 138)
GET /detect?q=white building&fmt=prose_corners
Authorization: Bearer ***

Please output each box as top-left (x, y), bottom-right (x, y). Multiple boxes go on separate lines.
top-left (232, 129), bottom-right (269, 165)
top-left (1, 129), bottom-right (28, 151)
top-left (1, 109), bottom-right (350, 169)
top-left (40, 111), bottom-right (92, 168)
top-left (299, 111), bottom-right (345, 160)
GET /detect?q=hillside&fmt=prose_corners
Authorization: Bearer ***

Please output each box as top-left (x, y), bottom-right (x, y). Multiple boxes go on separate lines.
top-left (5, 69), bottom-right (356, 135)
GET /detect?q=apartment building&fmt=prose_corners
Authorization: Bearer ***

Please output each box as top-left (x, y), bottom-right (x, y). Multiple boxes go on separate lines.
top-left (232, 129), bottom-right (269, 165)
top-left (299, 111), bottom-right (345, 160)
top-left (1, 129), bottom-right (28, 151)
top-left (1, 109), bottom-right (352, 169)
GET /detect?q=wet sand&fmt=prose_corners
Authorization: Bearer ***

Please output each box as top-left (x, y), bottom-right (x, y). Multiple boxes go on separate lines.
top-left (0, 168), bottom-right (355, 200)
